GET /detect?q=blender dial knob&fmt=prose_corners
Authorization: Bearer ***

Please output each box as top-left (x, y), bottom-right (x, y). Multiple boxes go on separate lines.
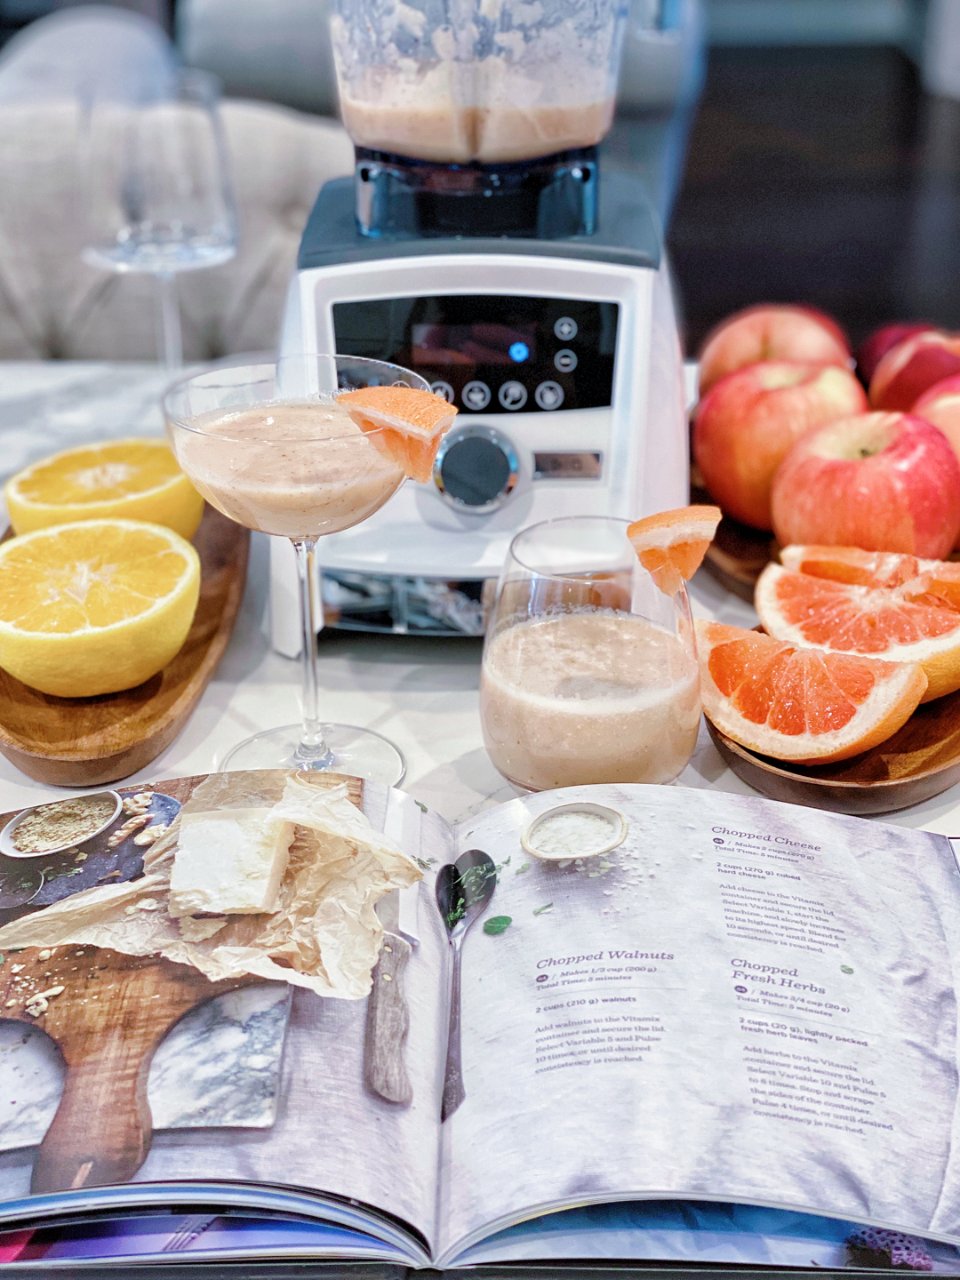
top-left (434, 425), bottom-right (519, 513)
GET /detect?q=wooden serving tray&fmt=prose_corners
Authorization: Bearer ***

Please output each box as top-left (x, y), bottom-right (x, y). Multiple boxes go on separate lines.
top-left (0, 506), bottom-right (249, 787)
top-left (706, 688), bottom-right (960, 815)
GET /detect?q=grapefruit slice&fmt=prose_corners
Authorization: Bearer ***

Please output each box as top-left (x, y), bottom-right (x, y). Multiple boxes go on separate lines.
top-left (626, 504), bottom-right (722, 594)
top-left (779, 544), bottom-right (960, 611)
top-left (697, 620), bottom-right (927, 763)
top-left (755, 562), bottom-right (960, 700)
top-left (337, 385), bottom-right (457, 483)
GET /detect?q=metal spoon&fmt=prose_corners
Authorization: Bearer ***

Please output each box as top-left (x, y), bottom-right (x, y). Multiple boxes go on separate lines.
top-left (436, 848), bottom-right (497, 1122)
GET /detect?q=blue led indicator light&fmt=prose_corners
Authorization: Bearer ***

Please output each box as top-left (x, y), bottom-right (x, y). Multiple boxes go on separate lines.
top-left (509, 341), bottom-right (530, 363)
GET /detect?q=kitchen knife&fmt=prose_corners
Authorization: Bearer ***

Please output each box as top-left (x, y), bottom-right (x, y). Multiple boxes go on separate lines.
top-left (364, 887), bottom-right (414, 1106)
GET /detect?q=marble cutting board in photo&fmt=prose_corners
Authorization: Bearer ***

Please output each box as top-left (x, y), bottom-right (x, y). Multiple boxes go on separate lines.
top-left (0, 776), bottom-right (291, 1172)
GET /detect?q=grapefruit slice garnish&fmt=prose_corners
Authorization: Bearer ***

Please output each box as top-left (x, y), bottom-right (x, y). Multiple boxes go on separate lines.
top-left (697, 620), bottom-right (927, 763)
top-left (779, 544), bottom-right (960, 612)
top-left (626, 504), bottom-right (722, 594)
top-left (337, 385), bottom-right (457, 483)
top-left (755, 562), bottom-right (960, 701)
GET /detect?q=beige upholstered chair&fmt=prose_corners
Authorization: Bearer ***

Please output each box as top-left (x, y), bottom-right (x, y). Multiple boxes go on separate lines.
top-left (0, 97), bottom-right (353, 361)
top-left (0, 7), bottom-right (354, 360)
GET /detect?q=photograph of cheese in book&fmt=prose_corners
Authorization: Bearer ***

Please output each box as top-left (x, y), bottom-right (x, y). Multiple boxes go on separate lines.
top-left (1, 769), bottom-right (960, 1271)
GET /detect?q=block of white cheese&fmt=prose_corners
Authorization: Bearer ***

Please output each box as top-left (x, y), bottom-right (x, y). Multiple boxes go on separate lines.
top-left (169, 807), bottom-right (295, 917)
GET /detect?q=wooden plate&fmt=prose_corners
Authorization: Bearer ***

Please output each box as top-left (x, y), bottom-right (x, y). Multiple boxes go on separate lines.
top-left (691, 468), bottom-right (774, 602)
top-left (706, 687), bottom-right (960, 814)
top-left (0, 506), bottom-right (249, 787)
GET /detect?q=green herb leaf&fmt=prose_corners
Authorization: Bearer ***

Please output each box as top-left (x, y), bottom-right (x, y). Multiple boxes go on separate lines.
top-left (533, 902), bottom-right (553, 916)
top-left (483, 915), bottom-right (512, 936)
top-left (840, 964), bottom-right (854, 974)
top-left (515, 862), bottom-right (530, 875)
top-left (414, 800), bottom-right (428, 814)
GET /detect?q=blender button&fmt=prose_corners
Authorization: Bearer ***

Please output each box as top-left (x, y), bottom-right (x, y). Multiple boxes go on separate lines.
top-left (463, 380), bottom-right (491, 410)
top-left (554, 316), bottom-right (578, 341)
top-left (535, 380), bottom-right (565, 411)
top-left (498, 380), bottom-right (528, 410)
top-left (554, 349), bottom-right (578, 373)
top-left (430, 380), bottom-right (455, 402)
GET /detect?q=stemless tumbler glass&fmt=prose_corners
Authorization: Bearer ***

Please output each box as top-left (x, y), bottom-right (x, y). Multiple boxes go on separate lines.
top-left (479, 515), bottom-right (701, 791)
top-left (164, 354), bottom-right (430, 785)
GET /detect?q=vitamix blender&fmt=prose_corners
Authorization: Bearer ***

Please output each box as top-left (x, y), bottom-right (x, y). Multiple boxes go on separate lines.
top-left (272, 0), bottom-right (688, 647)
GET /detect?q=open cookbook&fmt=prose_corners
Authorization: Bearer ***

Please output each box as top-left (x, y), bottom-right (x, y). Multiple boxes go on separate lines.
top-left (1, 767), bottom-right (960, 1273)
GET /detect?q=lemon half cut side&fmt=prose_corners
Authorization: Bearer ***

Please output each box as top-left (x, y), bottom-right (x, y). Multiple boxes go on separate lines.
top-left (5, 438), bottom-right (204, 539)
top-left (0, 519), bottom-right (201, 697)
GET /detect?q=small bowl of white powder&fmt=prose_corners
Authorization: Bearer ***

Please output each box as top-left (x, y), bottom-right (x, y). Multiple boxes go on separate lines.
top-left (521, 803), bottom-right (627, 861)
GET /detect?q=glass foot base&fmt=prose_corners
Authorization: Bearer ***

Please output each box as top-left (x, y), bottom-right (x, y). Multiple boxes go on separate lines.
top-left (216, 723), bottom-right (405, 787)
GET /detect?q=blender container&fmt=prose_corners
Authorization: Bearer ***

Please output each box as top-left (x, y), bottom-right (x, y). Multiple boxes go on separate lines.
top-left (329, 0), bottom-right (629, 237)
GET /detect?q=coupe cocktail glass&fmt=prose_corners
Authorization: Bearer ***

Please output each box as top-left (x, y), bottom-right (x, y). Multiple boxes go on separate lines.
top-left (164, 354), bottom-right (429, 784)
top-left (479, 515), bottom-right (702, 791)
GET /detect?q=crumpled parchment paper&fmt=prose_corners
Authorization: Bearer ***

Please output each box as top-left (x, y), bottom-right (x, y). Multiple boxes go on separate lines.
top-left (0, 771), bottom-right (421, 999)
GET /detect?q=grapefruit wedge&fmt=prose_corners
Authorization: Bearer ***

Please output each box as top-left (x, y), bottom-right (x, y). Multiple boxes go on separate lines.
top-left (779, 544), bottom-right (960, 611)
top-left (697, 620), bottom-right (927, 763)
top-left (755, 562), bottom-right (960, 700)
top-left (627, 504), bottom-right (722, 594)
top-left (337, 385), bottom-right (457, 483)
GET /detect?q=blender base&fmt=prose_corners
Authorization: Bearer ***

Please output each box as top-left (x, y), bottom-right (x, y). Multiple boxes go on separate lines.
top-left (354, 146), bottom-right (599, 239)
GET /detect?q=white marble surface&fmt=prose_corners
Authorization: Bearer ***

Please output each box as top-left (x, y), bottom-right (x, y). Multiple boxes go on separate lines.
top-left (1, 359), bottom-right (959, 846)
top-left (0, 985), bottom-right (291, 1151)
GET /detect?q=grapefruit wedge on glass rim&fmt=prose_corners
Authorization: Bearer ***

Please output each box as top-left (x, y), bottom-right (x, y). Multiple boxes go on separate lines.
top-left (755, 562), bottom-right (960, 701)
top-left (337, 384), bottom-right (457, 483)
top-left (697, 621), bottom-right (928, 764)
top-left (626, 504), bottom-right (722, 594)
top-left (778, 544), bottom-right (960, 611)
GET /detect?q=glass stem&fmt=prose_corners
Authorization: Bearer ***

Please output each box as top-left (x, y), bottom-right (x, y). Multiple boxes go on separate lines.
top-left (156, 271), bottom-right (183, 373)
top-left (292, 536), bottom-right (333, 767)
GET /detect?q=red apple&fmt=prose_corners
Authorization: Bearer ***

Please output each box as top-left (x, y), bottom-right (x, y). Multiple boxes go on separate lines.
top-left (693, 361), bottom-right (869, 530)
top-left (697, 304), bottom-right (851, 396)
top-left (869, 329), bottom-right (960, 411)
top-left (855, 321), bottom-right (934, 385)
top-left (770, 412), bottom-right (960, 558)
top-left (914, 375), bottom-right (960, 454)
top-left (913, 376), bottom-right (960, 547)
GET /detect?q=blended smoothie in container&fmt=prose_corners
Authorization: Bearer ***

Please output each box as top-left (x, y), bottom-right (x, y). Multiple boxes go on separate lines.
top-left (479, 609), bottom-right (701, 791)
top-left (172, 401), bottom-right (404, 540)
top-left (331, 0), bottom-right (624, 165)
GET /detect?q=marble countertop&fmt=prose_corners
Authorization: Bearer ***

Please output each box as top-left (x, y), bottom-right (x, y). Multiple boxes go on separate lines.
top-left (0, 359), bottom-right (958, 847)
top-left (2, 358), bottom-right (960, 1171)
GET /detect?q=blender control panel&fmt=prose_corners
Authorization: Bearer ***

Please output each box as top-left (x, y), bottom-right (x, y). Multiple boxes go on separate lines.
top-left (331, 294), bottom-right (618, 415)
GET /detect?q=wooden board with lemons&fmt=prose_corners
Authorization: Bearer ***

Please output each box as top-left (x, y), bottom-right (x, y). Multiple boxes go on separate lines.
top-left (0, 439), bottom-right (249, 786)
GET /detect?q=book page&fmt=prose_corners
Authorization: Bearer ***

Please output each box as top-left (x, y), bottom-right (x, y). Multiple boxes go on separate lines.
top-left (0, 777), bottom-right (452, 1258)
top-left (437, 783), bottom-right (960, 1262)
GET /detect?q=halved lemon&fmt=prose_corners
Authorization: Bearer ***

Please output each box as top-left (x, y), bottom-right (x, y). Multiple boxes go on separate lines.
top-left (337, 385), bottom-right (457, 483)
top-left (627, 504), bottom-right (722, 594)
top-left (0, 519), bottom-right (200, 697)
top-left (5, 438), bottom-right (204, 539)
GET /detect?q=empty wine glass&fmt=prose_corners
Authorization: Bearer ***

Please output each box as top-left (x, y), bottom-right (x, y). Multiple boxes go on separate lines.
top-left (479, 516), bottom-right (702, 791)
top-left (82, 67), bottom-right (237, 370)
top-left (164, 354), bottom-right (430, 785)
